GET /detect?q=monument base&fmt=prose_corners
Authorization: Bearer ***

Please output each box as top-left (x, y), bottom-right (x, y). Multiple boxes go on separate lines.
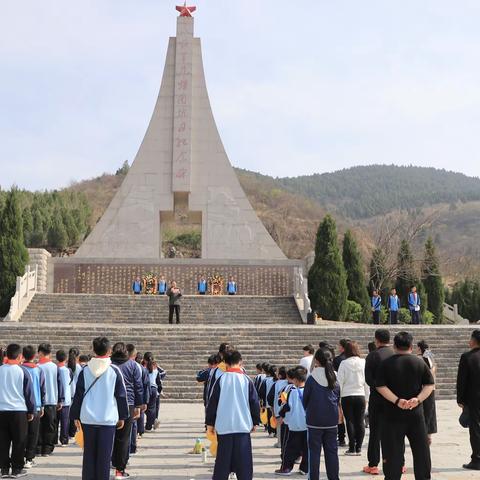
top-left (49, 257), bottom-right (303, 296)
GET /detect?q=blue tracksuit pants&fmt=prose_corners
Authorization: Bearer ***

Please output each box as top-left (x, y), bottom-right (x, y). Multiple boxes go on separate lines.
top-left (307, 427), bottom-right (339, 480)
top-left (213, 432), bottom-right (253, 480)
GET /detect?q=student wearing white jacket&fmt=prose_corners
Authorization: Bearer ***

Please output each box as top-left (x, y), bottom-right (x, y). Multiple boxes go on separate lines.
top-left (336, 341), bottom-right (369, 456)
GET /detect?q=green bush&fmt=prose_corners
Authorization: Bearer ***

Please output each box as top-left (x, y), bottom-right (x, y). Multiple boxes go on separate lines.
top-left (422, 310), bottom-right (434, 325)
top-left (170, 231), bottom-right (201, 250)
top-left (398, 308), bottom-right (412, 324)
top-left (345, 300), bottom-right (363, 323)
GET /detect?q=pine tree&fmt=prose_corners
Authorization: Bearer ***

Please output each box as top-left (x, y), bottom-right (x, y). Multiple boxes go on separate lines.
top-left (395, 239), bottom-right (419, 305)
top-left (0, 189), bottom-right (29, 316)
top-left (308, 215), bottom-right (348, 320)
top-left (369, 247), bottom-right (388, 294)
top-left (61, 208), bottom-right (79, 246)
top-left (47, 213), bottom-right (68, 250)
top-left (422, 237), bottom-right (444, 323)
top-left (22, 207), bottom-right (33, 247)
top-left (30, 206), bottom-right (46, 246)
top-left (342, 230), bottom-right (369, 306)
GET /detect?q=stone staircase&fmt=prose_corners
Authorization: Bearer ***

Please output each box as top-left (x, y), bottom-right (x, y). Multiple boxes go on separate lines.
top-left (0, 308), bottom-right (475, 401)
top-left (20, 294), bottom-right (302, 325)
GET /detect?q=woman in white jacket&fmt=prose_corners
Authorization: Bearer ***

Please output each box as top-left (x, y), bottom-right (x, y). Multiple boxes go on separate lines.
top-left (337, 341), bottom-right (369, 456)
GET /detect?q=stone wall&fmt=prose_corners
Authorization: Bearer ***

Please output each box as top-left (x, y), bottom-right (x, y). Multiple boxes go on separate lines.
top-left (52, 258), bottom-right (301, 296)
top-left (27, 248), bottom-right (51, 293)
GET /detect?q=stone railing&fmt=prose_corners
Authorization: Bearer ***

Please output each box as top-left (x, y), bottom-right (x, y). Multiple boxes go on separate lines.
top-left (443, 302), bottom-right (469, 325)
top-left (3, 265), bottom-right (38, 322)
top-left (294, 266), bottom-right (311, 324)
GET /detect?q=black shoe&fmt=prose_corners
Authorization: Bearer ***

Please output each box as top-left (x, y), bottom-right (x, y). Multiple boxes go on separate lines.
top-left (1, 470), bottom-right (10, 479)
top-left (11, 469), bottom-right (28, 478)
top-left (463, 462), bottom-right (480, 470)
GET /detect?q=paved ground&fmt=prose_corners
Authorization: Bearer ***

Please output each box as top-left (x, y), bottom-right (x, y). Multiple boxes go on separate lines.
top-left (29, 400), bottom-right (476, 479)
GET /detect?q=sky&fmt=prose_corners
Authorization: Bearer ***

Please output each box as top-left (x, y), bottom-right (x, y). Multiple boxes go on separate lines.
top-left (1, 0), bottom-right (480, 191)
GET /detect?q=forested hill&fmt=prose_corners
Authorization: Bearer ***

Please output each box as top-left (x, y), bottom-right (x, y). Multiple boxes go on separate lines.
top-left (276, 165), bottom-right (480, 219)
top-left (3, 163), bottom-right (480, 279)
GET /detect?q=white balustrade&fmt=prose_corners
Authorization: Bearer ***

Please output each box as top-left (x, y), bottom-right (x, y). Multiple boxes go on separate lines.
top-left (3, 265), bottom-right (38, 322)
top-left (293, 266), bottom-right (312, 324)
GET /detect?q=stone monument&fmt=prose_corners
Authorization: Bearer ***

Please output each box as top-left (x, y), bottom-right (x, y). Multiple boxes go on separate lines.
top-left (75, 4), bottom-right (285, 261)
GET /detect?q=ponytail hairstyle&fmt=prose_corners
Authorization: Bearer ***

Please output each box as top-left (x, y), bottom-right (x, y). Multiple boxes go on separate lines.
top-left (68, 347), bottom-right (80, 373)
top-left (314, 348), bottom-right (337, 390)
top-left (268, 364), bottom-right (278, 380)
top-left (143, 351), bottom-right (156, 373)
top-left (277, 366), bottom-right (287, 380)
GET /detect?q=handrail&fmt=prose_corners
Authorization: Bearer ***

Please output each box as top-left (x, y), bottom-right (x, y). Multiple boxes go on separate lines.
top-left (3, 265), bottom-right (38, 322)
top-left (443, 302), bottom-right (468, 325)
top-left (293, 266), bottom-right (311, 324)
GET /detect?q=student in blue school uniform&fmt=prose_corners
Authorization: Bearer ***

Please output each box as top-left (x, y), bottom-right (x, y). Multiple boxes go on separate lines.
top-left (268, 366), bottom-right (288, 448)
top-left (37, 343), bottom-right (64, 457)
top-left (408, 285), bottom-right (422, 324)
top-left (71, 337), bottom-right (129, 480)
top-left (126, 344), bottom-right (148, 455)
top-left (303, 348), bottom-right (341, 480)
top-left (259, 365), bottom-right (277, 437)
top-left (371, 290), bottom-right (382, 325)
top-left (275, 366), bottom-right (308, 476)
top-left (197, 354), bottom-right (220, 407)
top-left (143, 353), bottom-right (166, 431)
top-left (157, 275), bottom-right (167, 295)
top-left (387, 288), bottom-right (401, 325)
top-left (277, 369), bottom-right (295, 459)
top-left (55, 350), bottom-right (72, 446)
top-left (133, 352), bottom-right (149, 440)
top-left (0, 344), bottom-right (36, 479)
top-left (132, 277), bottom-right (142, 295)
top-left (206, 350), bottom-right (260, 480)
top-left (67, 347), bottom-right (81, 439)
top-left (226, 276), bottom-right (237, 295)
top-left (111, 343), bottom-right (144, 479)
top-left (197, 275), bottom-right (208, 295)
top-left (253, 364), bottom-right (265, 394)
top-left (206, 343), bottom-right (234, 403)
top-left (21, 345), bottom-right (46, 470)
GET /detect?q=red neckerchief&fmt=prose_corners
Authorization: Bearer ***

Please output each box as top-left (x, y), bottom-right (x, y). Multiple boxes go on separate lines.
top-left (226, 367), bottom-right (244, 374)
top-left (5, 359), bottom-right (21, 365)
top-left (23, 362), bottom-right (37, 368)
top-left (2, 358), bottom-right (7, 364)
top-left (57, 362), bottom-right (66, 368)
top-left (38, 358), bottom-right (51, 365)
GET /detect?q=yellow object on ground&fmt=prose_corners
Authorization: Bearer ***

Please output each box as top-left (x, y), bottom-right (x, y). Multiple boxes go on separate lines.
top-left (260, 407), bottom-right (268, 425)
top-left (74, 426), bottom-right (84, 450)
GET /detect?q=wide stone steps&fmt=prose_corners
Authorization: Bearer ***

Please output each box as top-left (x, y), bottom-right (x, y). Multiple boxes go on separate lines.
top-left (20, 294), bottom-right (302, 325)
top-left (0, 322), bottom-right (474, 401)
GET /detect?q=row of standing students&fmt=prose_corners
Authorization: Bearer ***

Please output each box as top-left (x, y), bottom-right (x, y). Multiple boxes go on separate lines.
top-left (0, 340), bottom-right (165, 480)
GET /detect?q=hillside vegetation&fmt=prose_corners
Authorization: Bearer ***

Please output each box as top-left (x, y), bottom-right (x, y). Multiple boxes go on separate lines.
top-left (3, 164), bottom-right (480, 281)
top-left (278, 165), bottom-right (480, 219)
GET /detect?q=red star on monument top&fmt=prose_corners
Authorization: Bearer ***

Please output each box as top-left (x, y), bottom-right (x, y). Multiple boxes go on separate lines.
top-left (176, 2), bottom-right (196, 17)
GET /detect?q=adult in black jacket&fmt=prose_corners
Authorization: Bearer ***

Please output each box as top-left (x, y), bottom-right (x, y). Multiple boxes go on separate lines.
top-left (457, 330), bottom-right (480, 471)
top-left (376, 331), bottom-right (434, 480)
top-left (363, 329), bottom-right (394, 475)
top-left (333, 338), bottom-right (350, 447)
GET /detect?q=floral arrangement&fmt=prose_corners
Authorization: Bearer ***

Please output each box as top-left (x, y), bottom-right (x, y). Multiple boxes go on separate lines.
top-left (142, 273), bottom-right (158, 295)
top-left (209, 273), bottom-right (225, 296)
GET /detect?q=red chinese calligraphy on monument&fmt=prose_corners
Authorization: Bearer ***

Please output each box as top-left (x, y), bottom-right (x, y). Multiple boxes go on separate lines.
top-left (172, 6), bottom-right (194, 192)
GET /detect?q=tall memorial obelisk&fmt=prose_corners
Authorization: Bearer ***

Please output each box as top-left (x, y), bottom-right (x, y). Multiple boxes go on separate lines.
top-left (75, 4), bottom-right (285, 260)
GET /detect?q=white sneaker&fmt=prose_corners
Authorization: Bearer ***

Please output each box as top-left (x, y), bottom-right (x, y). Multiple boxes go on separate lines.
top-left (24, 460), bottom-right (35, 469)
